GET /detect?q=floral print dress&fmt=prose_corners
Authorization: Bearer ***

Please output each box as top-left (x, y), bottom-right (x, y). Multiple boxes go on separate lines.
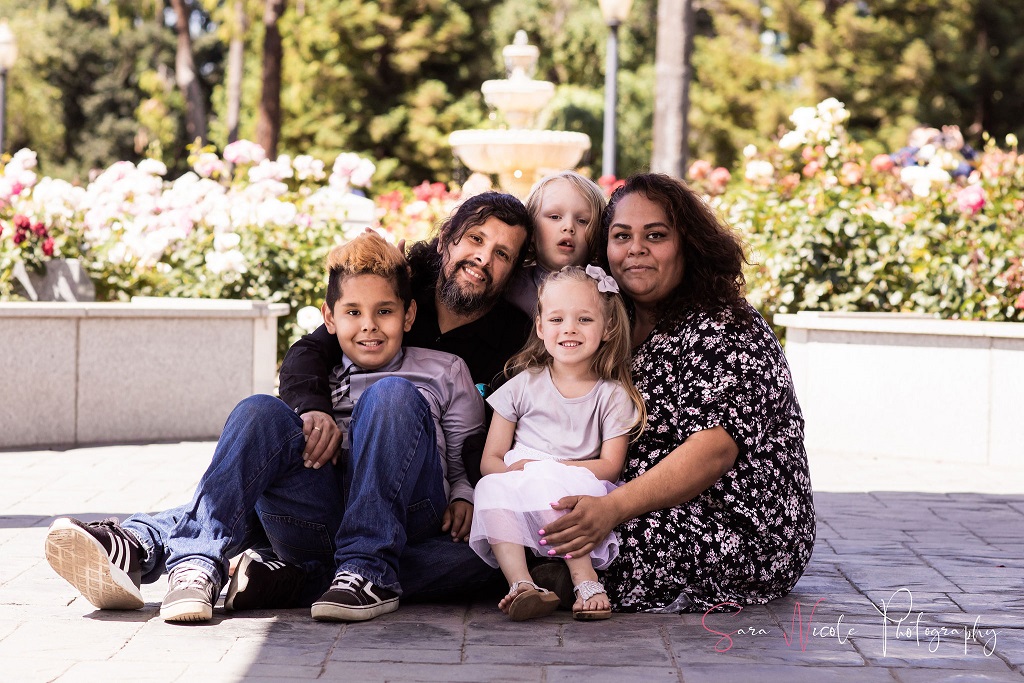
top-left (603, 303), bottom-right (816, 613)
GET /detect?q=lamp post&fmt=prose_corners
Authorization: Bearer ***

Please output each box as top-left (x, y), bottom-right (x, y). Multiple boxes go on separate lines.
top-left (599, 0), bottom-right (632, 179)
top-left (0, 21), bottom-right (17, 157)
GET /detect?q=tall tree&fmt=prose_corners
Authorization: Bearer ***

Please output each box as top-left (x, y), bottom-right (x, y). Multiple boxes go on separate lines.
top-left (0, 0), bottom-right (179, 180)
top-left (168, 0), bottom-right (209, 143)
top-left (225, 0), bottom-right (247, 143)
top-left (255, 0), bottom-right (285, 157)
top-left (651, 0), bottom-right (694, 177)
top-left (271, 0), bottom-right (504, 184)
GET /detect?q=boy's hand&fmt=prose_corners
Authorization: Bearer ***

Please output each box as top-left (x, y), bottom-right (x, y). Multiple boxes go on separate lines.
top-left (505, 459), bottom-right (537, 472)
top-left (441, 500), bottom-right (473, 542)
top-left (301, 411), bottom-right (340, 469)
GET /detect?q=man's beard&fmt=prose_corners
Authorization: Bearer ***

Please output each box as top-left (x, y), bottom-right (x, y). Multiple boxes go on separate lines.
top-left (437, 259), bottom-right (501, 316)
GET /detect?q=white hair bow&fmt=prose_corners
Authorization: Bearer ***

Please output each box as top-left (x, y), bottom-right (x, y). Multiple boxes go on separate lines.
top-left (585, 265), bottom-right (620, 294)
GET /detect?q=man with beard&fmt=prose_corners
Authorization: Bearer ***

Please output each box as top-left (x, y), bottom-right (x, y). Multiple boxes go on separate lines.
top-left (43, 192), bottom-right (535, 623)
top-left (281, 190), bottom-right (534, 467)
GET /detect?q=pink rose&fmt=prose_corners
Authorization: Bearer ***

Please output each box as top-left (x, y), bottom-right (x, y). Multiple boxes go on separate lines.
top-left (598, 174), bottom-right (625, 196)
top-left (840, 162), bottom-right (863, 186)
top-left (780, 173), bottom-right (801, 192)
top-left (223, 140), bottom-right (267, 165)
top-left (376, 189), bottom-right (404, 212)
top-left (802, 161), bottom-right (821, 178)
top-left (708, 167), bottom-right (731, 193)
top-left (871, 154), bottom-right (895, 173)
top-left (688, 159), bottom-right (712, 180)
top-left (956, 184), bottom-right (986, 215)
top-left (412, 181), bottom-right (449, 202)
top-left (43, 237), bottom-right (55, 256)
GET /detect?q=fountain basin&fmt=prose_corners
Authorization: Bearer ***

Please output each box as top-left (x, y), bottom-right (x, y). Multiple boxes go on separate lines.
top-left (481, 79), bottom-right (555, 128)
top-left (449, 128), bottom-right (591, 196)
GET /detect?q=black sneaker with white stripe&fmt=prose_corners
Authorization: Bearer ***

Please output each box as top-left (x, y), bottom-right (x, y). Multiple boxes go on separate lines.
top-left (44, 517), bottom-right (145, 610)
top-left (225, 550), bottom-right (304, 611)
top-left (311, 571), bottom-right (399, 622)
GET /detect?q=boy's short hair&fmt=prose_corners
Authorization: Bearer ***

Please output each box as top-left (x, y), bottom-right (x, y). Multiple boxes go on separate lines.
top-left (325, 232), bottom-right (412, 310)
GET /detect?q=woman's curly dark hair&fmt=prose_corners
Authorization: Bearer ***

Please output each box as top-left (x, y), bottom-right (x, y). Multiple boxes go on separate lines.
top-left (599, 173), bottom-right (751, 323)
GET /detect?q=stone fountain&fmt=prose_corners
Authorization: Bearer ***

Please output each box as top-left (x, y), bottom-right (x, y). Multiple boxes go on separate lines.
top-left (449, 31), bottom-right (592, 198)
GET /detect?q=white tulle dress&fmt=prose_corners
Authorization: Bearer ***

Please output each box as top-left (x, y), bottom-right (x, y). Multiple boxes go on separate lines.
top-left (469, 368), bottom-right (638, 570)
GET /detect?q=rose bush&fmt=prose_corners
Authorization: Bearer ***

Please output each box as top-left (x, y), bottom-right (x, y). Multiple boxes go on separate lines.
top-left (1, 143), bottom-right (383, 358)
top-left (687, 99), bottom-right (1024, 331)
top-left (0, 150), bottom-right (88, 294)
top-left (3, 103), bottom-right (1022, 363)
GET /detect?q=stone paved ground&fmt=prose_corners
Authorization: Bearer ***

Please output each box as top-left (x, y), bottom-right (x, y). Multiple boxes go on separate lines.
top-left (1, 442), bottom-right (1022, 682)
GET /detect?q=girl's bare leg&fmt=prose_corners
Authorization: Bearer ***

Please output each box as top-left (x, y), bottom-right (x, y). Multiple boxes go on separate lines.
top-left (566, 555), bottom-right (610, 613)
top-left (492, 542), bottom-right (532, 614)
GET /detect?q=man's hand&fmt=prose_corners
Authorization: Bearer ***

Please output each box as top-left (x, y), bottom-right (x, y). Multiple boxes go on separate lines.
top-left (539, 495), bottom-right (620, 558)
top-left (301, 411), bottom-right (341, 469)
top-left (441, 500), bottom-right (473, 542)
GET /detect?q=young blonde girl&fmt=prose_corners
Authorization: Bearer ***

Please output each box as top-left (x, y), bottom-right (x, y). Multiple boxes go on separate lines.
top-left (469, 266), bottom-right (646, 621)
top-left (504, 171), bottom-right (606, 316)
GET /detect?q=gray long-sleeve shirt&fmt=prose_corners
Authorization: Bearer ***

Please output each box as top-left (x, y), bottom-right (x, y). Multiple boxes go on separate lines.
top-left (329, 346), bottom-right (484, 504)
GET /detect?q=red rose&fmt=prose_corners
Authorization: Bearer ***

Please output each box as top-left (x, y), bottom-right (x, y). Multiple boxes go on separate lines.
top-left (13, 214), bottom-right (30, 230)
top-left (870, 154), bottom-right (895, 173)
top-left (43, 237), bottom-right (55, 256)
top-left (13, 230), bottom-right (26, 245)
top-left (32, 221), bottom-right (47, 237)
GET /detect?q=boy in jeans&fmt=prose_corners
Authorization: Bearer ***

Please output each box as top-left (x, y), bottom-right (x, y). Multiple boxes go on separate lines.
top-left (45, 232), bottom-right (488, 622)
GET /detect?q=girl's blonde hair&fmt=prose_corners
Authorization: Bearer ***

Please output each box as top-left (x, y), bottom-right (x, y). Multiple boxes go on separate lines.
top-left (525, 171), bottom-right (607, 266)
top-left (504, 266), bottom-right (646, 436)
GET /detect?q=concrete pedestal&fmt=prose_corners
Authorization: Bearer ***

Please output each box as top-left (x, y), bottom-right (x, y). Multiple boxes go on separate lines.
top-left (776, 311), bottom-right (1024, 469)
top-left (0, 298), bottom-right (289, 448)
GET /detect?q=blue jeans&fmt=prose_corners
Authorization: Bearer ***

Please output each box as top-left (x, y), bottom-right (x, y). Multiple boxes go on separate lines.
top-left (123, 381), bottom-right (496, 603)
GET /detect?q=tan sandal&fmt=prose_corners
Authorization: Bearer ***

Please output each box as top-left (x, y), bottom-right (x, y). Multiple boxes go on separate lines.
top-left (506, 580), bottom-right (560, 621)
top-left (573, 580), bottom-right (612, 621)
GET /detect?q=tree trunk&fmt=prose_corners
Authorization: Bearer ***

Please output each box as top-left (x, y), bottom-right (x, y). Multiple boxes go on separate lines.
top-left (226, 0), bottom-right (248, 144)
top-left (970, 24), bottom-right (989, 136)
top-left (256, 0), bottom-right (287, 158)
top-left (651, 0), bottom-right (694, 178)
top-left (168, 0), bottom-right (208, 144)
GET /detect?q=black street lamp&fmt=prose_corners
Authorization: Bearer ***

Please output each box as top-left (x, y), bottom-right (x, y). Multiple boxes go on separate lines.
top-left (0, 21), bottom-right (17, 157)
top-left (599, 0), bottom-right (633, 179)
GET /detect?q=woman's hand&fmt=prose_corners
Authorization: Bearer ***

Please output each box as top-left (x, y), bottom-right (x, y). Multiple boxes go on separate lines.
top-left (539, 495), bottom-right (622, 557)
top-left (442, 500), bottom-right (473, 542)
top-left (301, 411), bottom-right (341, 469)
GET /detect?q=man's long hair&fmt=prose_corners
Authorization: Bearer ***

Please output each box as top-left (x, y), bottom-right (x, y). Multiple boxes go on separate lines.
top-left (407, 191), bottom-right (533, 292)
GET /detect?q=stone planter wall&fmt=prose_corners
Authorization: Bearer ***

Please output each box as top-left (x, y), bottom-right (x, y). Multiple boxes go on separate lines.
top-left (776, 311), bottom-right (1024, 468)
top-left (1, 298), bottom-right (289, 449)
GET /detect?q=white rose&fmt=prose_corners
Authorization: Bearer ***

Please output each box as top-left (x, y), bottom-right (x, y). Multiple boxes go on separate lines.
top-left (296, 306), bottom-right (324, 333)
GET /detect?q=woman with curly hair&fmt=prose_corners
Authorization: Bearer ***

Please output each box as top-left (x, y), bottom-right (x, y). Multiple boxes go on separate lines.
top-left (539, 173), bottom-right (816, 613)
